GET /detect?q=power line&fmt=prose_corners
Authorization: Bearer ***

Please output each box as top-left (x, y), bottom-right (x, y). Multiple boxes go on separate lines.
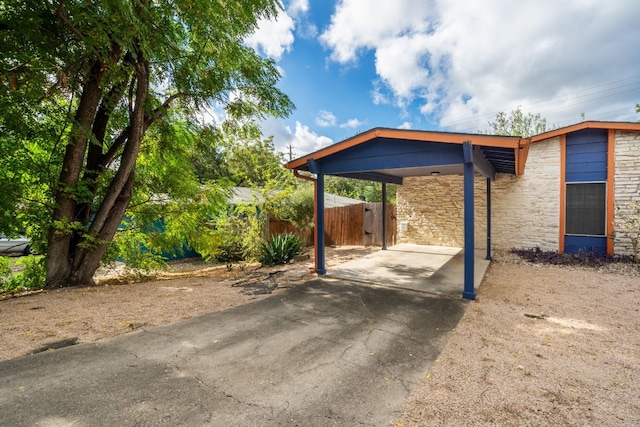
top-left (440, 75), bottom-right (640, 132)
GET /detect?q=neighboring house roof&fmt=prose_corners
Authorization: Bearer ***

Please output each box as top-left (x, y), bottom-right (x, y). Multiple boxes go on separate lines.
top-left (323, 192), bottom-right (365, 208)
top-left (229, 187), bottom-right (363, 208)
top-left (228, 187), bottom-right (265, 205)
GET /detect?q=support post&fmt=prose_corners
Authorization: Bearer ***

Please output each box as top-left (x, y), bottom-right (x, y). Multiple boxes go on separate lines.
top-left (315, 172), bottom-right (326, 275)
top-left (486, 177), bottom-right (492, 261)
top-left (381, 183), bottom-right (387, 250)
top-left (307, 160), bottom-right (326, 275)
top-left (463, 142), bottom-right (476, 300)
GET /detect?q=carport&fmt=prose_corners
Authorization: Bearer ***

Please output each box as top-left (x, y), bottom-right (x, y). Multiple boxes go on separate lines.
top-left (284, 128), bottom-right (529, 299)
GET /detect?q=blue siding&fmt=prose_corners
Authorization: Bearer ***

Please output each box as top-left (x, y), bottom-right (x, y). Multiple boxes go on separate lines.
top-left (318, 139), bottom-right (464, 175)
top-left (564, 235), bottom-right (607, 254)
top-left (564, 129), bottom-right (608, 254)
top-left (565, 129), bottom-right (607, 182)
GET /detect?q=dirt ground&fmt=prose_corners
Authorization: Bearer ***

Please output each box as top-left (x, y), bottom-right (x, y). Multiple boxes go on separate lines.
top-left (393, 253), bottom-right (640, 427)
top-left (1, 247), bottom-right (639, 426)
top-left (0, 246), bottom-right (375, 362)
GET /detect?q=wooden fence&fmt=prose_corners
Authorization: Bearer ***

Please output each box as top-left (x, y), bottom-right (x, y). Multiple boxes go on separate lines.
top-left (268, 203), bottom-right (396, 247)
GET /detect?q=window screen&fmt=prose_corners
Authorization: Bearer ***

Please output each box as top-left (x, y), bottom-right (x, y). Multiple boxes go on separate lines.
top-left (565, 183), bottom-right (606, 236)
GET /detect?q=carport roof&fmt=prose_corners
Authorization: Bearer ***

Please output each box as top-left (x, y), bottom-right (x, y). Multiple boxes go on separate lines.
top-left (284, 127), bottom-right (527, 183)
top-left (283, 122), bottom-right (640, 184)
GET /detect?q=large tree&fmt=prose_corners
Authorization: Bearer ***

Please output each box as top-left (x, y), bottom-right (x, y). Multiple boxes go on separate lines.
top-left (0, 0), bottom-right (293, 288)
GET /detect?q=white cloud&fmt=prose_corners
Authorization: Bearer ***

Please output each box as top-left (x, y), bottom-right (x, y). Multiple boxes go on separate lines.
top-left (371, 80), bottom-right (389, 105)
top-left (316, 110), bottom-right (337, 127)
top-left (260, 117), bottom-right (333, 157)
top-left (293, 122), bottom-right (334, 154)
top-left (245, 11), bottom-right (295, 61)
top-left (340, 118), bottom-right (364, 129)
top-left (321, 0), bottom-right (640, 132)
top-left (288, 0), bottom-right (309, 17)
top-left (319, 0), bottom-right (435, 63)
top-left (398, 121), bottom-right (412, 130)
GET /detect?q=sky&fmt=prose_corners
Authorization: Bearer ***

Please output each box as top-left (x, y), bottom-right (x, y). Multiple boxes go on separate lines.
top-left (243, 0), bottom-right (640, 159)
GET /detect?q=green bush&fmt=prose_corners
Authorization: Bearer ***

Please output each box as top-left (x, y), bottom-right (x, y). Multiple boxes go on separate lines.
top-left (0, 256), bottom-right (11, 284)
top-left (1, 255), bottom-right (46, 293)
top-left (259, 233), bottom-right (303, 266)
top-left (208, 205), bottom-right (264, 263)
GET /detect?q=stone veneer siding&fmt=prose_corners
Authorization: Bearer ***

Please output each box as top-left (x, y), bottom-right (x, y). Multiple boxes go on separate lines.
top-left (396, 138), bottom-right (561, 251)
top-left (613, 131), bottom-right (640, 255)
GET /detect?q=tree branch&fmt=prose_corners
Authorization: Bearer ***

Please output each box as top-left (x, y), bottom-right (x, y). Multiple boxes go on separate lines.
top-left (53, 1), bottom-right (85, 41)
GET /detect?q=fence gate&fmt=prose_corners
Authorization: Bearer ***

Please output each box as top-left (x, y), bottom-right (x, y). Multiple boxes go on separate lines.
top-left (363, 203), bottom-right (396, 247)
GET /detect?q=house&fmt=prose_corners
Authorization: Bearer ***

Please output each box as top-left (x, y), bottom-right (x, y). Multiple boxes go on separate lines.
top-left (284, 121), bottom-right (640, 298)
top-left (229, 186), bottom-right (364, 208)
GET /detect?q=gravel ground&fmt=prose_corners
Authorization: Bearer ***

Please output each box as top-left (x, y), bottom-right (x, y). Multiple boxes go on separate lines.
top-left (393, 251), bottom-right (640, 427)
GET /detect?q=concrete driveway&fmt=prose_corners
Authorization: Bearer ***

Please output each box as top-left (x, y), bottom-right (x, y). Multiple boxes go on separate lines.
top-left (0, 278), bottom-right (467, 426)
top-left (327, 243), bottom-right (491, 297)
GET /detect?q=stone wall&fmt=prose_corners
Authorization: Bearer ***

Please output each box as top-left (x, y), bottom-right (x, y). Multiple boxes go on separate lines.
top-left (396, 138), bottom-right (561, 251)
top-left (613, 131), bottom-right (640, 255)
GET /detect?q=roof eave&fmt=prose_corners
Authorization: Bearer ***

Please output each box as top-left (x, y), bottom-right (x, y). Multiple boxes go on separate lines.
top-left (283, 127), bottom-right (522, 170)
top-left (530, 121), bottom-right (640, 142)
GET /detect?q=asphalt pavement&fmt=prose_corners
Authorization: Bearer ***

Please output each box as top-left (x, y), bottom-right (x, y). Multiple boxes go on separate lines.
top-left (0, 278), bottom-right (467, 426)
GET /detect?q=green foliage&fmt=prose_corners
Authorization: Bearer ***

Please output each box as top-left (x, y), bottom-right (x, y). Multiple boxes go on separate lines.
top-left (324, 177), bottom-right (397, 203)
top-left (209, 204), bottom-right (264, 263)
top-left (488, 106), bottom-right (548, 137)
top-left (259, 233), bottom-right (304, 266)
top-left (616, 200), bottom-right (640, 262)
top-left (0, 256), bottom-right (11, 283)
top-left (222, 122), bottom-right (294, 188)
top-left (276, 184), bottom-right (315, 231)
top-left (1, 256), bottom-right (46, 294)
top-left (104, 219), bottom-right (166, 273)
top-left (0, 0), bottom-right (293, 287)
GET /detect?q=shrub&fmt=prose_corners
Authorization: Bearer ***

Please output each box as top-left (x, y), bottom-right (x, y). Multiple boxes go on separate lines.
top-left (208, 205), bottom-right (264, 263)
top-left (0, 256), bottom-right (11, 284)
top-left (1, 255), bottom-right (46, 293)
top-left (259, 233), bottom-right (304, 266)
top-left (509, 247), bottom-right (635, 267)
top-left (615, 200), bottom-right (640, 263)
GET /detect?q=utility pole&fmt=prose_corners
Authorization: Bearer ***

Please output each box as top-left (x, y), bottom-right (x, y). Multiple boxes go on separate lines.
top-left (287, 144), bottom-right (295, 162)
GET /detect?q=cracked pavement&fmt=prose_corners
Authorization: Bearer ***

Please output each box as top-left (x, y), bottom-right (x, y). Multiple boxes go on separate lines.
top-left (0, 278), bottom-right (466, 426)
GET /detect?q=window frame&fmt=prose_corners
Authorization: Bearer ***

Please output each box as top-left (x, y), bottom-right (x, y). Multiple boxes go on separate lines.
top-left (564, 181), bottom-right (607, 237)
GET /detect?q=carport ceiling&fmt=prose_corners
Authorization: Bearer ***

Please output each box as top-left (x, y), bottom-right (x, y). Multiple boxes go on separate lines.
top-left (285, 128), bottom-right (526, 183)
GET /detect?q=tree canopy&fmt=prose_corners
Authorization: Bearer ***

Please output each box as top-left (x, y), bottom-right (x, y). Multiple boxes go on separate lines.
top-left (488, 106), bottom-right (548, 137)
top-left (0, 0), bottom-right (293, 288)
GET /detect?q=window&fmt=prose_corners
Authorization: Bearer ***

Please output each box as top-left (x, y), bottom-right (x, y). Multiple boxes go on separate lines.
top-left (565, 182), bottom-right (606, 236)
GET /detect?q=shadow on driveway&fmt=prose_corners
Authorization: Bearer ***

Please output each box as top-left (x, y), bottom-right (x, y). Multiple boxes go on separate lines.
top-left (0, 278), bottom-right (467, 426)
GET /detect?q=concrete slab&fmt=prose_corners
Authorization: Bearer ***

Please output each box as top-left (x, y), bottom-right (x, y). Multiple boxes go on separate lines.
top-left (325, 243), bottom-right (491, 298)
top-left (0, 279), bottom-right (467, 427)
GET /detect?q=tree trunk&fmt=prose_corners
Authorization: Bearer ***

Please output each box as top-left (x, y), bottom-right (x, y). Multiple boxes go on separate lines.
top-left (71, 170), bottom-right (136, 285)
top-left (45, 49), bottom-right (149, 289)
top-left (45, 60), bottom-right (105, 288)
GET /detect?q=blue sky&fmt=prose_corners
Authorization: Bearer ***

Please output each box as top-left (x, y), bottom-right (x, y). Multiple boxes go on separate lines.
top-left (243, 0), bottom-right (640, 158)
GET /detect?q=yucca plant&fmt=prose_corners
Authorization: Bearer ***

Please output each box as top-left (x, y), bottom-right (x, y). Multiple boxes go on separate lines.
top-left (259, 233), bottom-right (304, 266)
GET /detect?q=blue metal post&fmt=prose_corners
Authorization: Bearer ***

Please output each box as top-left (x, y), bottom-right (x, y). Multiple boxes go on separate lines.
top-left (486, 177), bottom-right (492, 261)
top-left (381, 183), bottom-right (387, 250)
top-left (463, 142), bottom-right (476, 300)
top-left (315, 172), bottom-right (326, 274)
